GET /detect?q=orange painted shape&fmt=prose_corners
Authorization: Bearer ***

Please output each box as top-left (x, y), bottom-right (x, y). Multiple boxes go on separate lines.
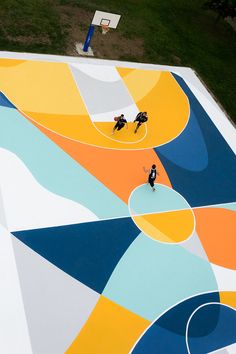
top-left (194, 208), bottom-right (236, 270)
top-left (0, 58), bottom-right (26, 67)
top-left (220, 292), bottom-right (236, 309)
top-left (66, 296), bottom-right (150, 354)
top-left (21, 112), bottom-right (172, 203)
top-left (134, 209), bottom-right (194, 243)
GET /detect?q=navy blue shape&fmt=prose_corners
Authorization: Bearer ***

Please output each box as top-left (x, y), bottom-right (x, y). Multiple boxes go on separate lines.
top-left (155, 73), bottom-right (236, 207)
top-left (132, 292), bottom-right (220, 354)
top-left (12, 217), bottom-right (140, 293)
top-left (156, 292), bottom-right (219, 336)
top-left (132, 323), bottom-right (188, 354)
top-left (188, 303), bottom-right (236, 354)
top-left (0, 92), bottom-right (16, 109)
top-left (157, 107), bottom-right (208, 171)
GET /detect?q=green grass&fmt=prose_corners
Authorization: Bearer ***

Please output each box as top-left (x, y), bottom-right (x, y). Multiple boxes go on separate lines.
top-left (0, 0), bottom-right (235, 122)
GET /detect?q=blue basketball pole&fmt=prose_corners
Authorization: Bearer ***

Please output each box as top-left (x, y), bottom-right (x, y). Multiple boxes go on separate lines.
top-left (83, 24), bottom-right (95, 52)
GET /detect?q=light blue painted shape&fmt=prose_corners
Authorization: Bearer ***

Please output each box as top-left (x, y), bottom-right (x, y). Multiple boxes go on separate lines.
top-left (213, 202), bottom-right (236, 211)
top-left (129, 184), bottom-right (191, 215)
top-left (0, 106), bottom-right (128, 219)
top-left (103, 233), bottom-right (217, 321)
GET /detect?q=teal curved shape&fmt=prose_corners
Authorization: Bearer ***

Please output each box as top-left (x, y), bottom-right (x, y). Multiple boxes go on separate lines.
top-left (0, 106), bottom-right (128, 219)
top-left (103, 233), bottom-right (218, 321)
top-left (129, 184), bottom-right (191, 215)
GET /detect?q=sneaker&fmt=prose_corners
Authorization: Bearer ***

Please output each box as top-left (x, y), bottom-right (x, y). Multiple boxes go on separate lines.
top-left (152, 187), bottom-right (155, 192)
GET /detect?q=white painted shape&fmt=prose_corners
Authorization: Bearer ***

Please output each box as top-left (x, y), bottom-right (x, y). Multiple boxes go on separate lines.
top-left (71, 63), bottom-right (121, 82)
top-left (207, 342), bottom-right (236, 353)
top-left (211, 264), bottom-right (236, 291)
top-left (0, 148), bottom-right (98, 231)
top-left (91, 104), bottom-right (139, 122)
top-left (0, 225), bottom-right (32, 354)
top-left (92, 10), bottom-right (121, 28)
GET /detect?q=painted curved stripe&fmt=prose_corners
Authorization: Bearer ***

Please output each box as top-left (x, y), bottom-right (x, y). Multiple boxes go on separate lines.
top-left (0, 106), bottom-right (129, 219)
top-left (16, 117), bottom-right (171, 203)
top-left (155, 74), bottom-right (236, 206)
top-left (157, 107), bottom-right (208, 171)
top-left (0, 147), bottom-right (98, 231)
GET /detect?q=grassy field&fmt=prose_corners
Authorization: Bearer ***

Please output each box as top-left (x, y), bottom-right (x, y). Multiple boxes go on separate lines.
top-left (0, 0), bottom-right (235, 123)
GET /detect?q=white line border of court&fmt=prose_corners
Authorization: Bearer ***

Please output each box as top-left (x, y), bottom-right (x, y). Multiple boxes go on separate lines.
top-left (1, 51), bottom-right (235, 155)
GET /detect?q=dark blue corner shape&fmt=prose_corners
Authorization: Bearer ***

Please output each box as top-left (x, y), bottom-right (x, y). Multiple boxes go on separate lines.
top-left (132, 292), bottom-right (236, 354)
top-left (155, 73), bottom-right (236, 207)
top-left (132, 292), bottom-right (220, 354)
top-left (12, 217), bottom-right (140, 293)
top-left (188, 303), bottom-right (236, 354)
top-left (0, 92), bottom-right (16, 109)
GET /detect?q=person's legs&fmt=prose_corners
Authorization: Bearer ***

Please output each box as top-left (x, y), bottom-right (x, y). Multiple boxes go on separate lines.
top-left (117, 123), bottom-right (125, 131)
top-left (148, 177), bottom-right (156, 191)
top-left (112, 122), bottom-right (119, 135)
top-left (134, 121), bottom-right (142, 133)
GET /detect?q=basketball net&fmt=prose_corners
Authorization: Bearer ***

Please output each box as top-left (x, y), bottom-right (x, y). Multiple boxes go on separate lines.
top-left (101, 24), bottom-right (109, 35)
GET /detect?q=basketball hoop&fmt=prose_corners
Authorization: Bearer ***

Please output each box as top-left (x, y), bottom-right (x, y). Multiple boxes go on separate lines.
top-left (101, 24), bottom-right (109, 35)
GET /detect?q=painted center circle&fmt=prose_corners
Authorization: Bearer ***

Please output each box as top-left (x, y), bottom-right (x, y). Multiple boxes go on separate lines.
top-left (129, 184), bottom-right (195, 243)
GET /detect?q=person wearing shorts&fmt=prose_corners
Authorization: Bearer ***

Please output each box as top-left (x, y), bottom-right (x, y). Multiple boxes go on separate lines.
top-left (148, 164), bottom-right (157, 191)
top-left (112, 114), bottom-right (128, 135)
top-left (134, 112), bottom-right (148, 133)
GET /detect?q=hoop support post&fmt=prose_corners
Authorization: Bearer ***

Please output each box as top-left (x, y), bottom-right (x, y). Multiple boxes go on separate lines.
top-left (83, 24), bottom-right (95, 52)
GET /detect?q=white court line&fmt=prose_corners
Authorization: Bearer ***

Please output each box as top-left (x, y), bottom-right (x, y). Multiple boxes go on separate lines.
top-left (129, 290), bottom-right (220, 354)
top-left (185, 302), bottom-right (236, 354)
top-left (68, 64), bottom-right (148, 145)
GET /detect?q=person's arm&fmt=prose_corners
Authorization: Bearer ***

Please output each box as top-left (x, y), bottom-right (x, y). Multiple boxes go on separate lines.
top-left (143, 166), bottom-right (149, 174)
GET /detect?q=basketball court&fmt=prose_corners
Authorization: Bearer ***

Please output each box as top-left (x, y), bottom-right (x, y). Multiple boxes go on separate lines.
top-left (0, 51), bottom-right (236, 354)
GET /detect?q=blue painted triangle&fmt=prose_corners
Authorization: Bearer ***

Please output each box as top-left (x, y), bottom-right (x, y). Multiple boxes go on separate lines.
top-left (0, 92), bottom-right (16, 109)
top-left (12, 217), bottom-right (140, 293)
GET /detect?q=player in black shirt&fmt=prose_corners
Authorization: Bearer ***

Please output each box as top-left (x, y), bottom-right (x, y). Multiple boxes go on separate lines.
top-left (134, 112), bottom-right (148, 133)
top-left (112, 114), bottom-right (128, 135)
top-left (143, 164), bottom-right (158, 191)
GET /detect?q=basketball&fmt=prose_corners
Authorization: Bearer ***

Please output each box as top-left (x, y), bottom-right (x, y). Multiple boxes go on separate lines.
top-left (114, 117), bottom-right (119, 121)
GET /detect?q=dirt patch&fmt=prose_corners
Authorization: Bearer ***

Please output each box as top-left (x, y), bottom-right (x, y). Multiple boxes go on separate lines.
top-left (57, 5), bottom-right (145, 61)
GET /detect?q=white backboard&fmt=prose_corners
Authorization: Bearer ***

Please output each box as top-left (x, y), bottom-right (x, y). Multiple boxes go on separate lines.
top-left (92, 11), bottom-right (121, 29)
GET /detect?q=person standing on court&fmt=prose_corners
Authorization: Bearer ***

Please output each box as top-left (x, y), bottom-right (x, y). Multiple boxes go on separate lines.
top-left (133, 111), bottom-right (148, 133)
top-left (112, 114), bottom-right (128, 135)
top-left (144, 164), bottom-right (158, 191)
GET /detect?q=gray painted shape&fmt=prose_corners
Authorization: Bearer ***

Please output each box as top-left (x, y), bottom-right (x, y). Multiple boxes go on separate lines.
top-left (12, 237), bottom-right (100, 354)
top-left (0, 187), bottom-right (8, 228)
top-left (181, 231), bottom-right (209, 261)
top-left (70, 65), bottom-right (133, 114)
